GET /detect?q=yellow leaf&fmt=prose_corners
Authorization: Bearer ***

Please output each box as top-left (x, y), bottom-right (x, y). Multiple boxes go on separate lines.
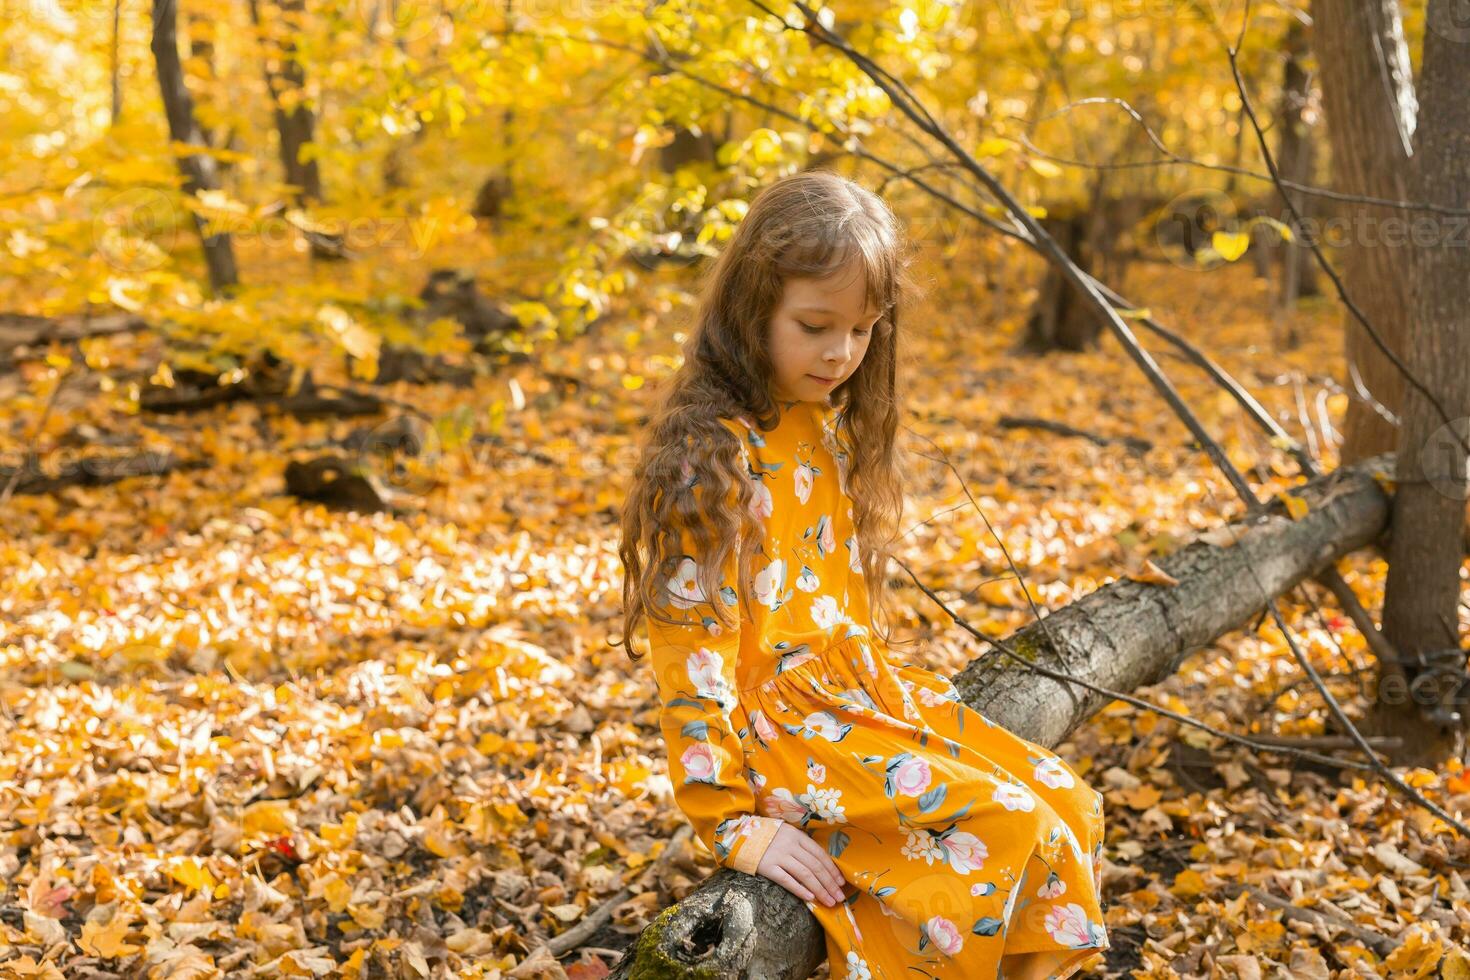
top-left (1212, 230), bottom-right (1250, 262)
top-left (1121, 783), bottom-right (1163, 810)
top-left (322, 877), bottom-right (353, 913)
top-left (317, 304), bottom-right (380, 361)
top-left (424, 828), bottom-right (465, 858)
top-left (78, 914), bottom-right (141, 958)
top-left (1441, 946), bottom-right (1470, 980)
top-left (1170, 868), bottom-right (1207, 897)
top-left (1276, 490), bottom-right (1310, 521)
top-left (1027, 157), bottom-right (1062, 179)
top-left (977, 579), bottom-right (1018, 607)
top-left (320, 812), bottom-right (359, 848)
top-left (975, 137), bottom-right (1014, 157)
top-left (349, 904), bottom-right (385, 928)
top-left (243, 799), bottom-right (295, 836)
top-left (170, 858), bottom-right (215, 893)
top-left (1385, 924), bottom-right (1445, 978)
top-left (1126, 559), bottom-right (1179, 588)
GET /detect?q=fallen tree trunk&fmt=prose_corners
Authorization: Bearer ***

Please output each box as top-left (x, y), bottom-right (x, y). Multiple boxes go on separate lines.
top-left (0, 313), bottom-right (149, 374)
top-left (610, 452), bottom-right (1395, 979)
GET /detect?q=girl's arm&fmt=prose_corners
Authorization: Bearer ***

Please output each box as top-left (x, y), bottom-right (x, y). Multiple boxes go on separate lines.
top-left (646, 486), bottom-right (784, 876)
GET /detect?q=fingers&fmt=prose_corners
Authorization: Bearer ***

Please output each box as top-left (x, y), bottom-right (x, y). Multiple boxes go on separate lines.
top-left (796, 833), bottom-right (846, 895)
top-left (766, 865), bottom-right (821, 905)
top-left (761, 825), bottom-right (846, 907)
top-left (788, 846), bottom-right (844, 905)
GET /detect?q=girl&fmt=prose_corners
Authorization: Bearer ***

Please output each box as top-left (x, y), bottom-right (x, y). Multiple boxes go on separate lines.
top-left (618, 171), bottom-right (1110, 980)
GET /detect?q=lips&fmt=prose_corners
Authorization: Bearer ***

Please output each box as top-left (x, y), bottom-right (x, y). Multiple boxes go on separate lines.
top-left (808, 374), bottom-right (838, 384)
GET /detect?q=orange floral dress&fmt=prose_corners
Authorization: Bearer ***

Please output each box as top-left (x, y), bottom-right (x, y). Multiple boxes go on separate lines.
top-left (645, 398), bottom-right (1111, 980)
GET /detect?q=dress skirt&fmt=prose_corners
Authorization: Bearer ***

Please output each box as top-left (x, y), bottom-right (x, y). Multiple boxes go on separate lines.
top-left (737, 633), bottom-right (1111, 980)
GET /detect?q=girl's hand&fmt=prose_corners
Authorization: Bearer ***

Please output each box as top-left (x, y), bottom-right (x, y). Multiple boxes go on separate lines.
top-left (756, 823), bottom-right (847, 907)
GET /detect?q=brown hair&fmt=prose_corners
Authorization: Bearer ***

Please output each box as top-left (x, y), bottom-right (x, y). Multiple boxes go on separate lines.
top-left (616, 169), bottom-right (918, 662)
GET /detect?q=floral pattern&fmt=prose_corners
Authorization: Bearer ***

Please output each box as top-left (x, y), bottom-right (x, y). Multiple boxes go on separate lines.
top-left (645, 399), bottom-right (1110, 978)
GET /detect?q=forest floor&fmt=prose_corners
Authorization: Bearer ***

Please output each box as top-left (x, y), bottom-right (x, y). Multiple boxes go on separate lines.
top-left (2, 251), bottom-right (1468, 979)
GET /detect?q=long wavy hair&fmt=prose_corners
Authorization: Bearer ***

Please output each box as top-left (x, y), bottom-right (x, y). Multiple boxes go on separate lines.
top-left (617, 169), bottom-right (918, 663)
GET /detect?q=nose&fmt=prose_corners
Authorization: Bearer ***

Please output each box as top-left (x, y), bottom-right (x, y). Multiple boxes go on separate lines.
top-left (824, 335), bottom-right (853, 365)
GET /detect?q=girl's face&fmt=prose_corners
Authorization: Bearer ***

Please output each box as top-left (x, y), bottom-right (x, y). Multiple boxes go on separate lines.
top-left (767, 258), bottom-right (882, 403)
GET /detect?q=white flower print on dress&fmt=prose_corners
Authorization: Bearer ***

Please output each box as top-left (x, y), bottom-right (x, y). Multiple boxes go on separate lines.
top-left (803, 710), bottom-right (852, 742)
top-left (1038, 871), bottom-right (1067, 899)
top-left (1056, 814), bottom-right (1090, 867)
top-left (924, 915), bottom-right (963, 956)
top-left (764, 786), bottom-right (811, 823)
top-left (680, 741), bottom-right (725, 786)
top-left (938, 829), bottom-right (988, 874)
top-left (751, 708), bottom-right (781, 746)
top-left (915, 684), bottom-right (957, 708)
top-left (891, 756), bottom-right (932, 796)
top-left (753, 559), bottom-right (789, 611)
top-left (686, 648), bottom-right (735, 711)
top-left (846, 534), bottom-right (862, 573)
top-left (794, 460), bottom-right (816, 504)
top-left (801, 783), bottom-right (847, 823)
top-left (1043, 903), bottom-right (1104, 947)
top-left (664, 556), bottom-right (710, 609)
top-left (807, 760), bottom-right (826, 783)
top-left (796, 564), bottom-right (821, 593)
top-left (843, 951), bottom-right (871, 980)
top-left (901, 829), bottom-right (945, 865)
top-left (812, 594), bottom-right (862, 633)
top-left (723, 813), bottom-right (769, 852)
top-left (1034, 755), bottom-right (1076, 790)
top-left (992, 780), bottom-right (1037, 812)
top-left (747, 479), bottom-right (774, 521)
top-left (818, 514), bottom-right (837, 555)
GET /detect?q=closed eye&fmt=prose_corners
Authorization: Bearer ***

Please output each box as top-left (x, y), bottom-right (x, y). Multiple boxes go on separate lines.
top-left (800, 321), bottom-right (875, 336)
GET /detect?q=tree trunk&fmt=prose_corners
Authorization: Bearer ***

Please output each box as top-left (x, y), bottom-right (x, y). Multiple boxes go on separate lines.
top-left (246, 0), bottom-right (343, 260)
top-left (110, 0), bottom-right (123, 125)
top-left (1273, 18), bottom-right (1321, 322)
top-left (150, 0), bottom-right (239, 294)
top-left (1311, 0), bottom-right (1416, 463)
top-left (613, 453), bottom-right (1395, 978)
top-left (1020, 212), bottom-right (1104, 353)
top-left (1374, 0), bottom-right (1470, 767)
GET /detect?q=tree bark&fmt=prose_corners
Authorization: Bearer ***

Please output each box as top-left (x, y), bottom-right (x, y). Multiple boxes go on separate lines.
top-left (150, 0), bottom-right (239, 294)
top-left (110, 0), bottom-right (123, 125)
top-left (1311, 0), bottom-right (1417, 462)
top-left (1272, 18), bottom-right (1321, 322)
top-left (246, 0), bottom-right (343, 259)
top-left (1020, 212), bottom-right (1104, 353)
top-left (613, 453), bottom-right (1395, 978)
top-left (1374, 0), bottom-right (1470, 766)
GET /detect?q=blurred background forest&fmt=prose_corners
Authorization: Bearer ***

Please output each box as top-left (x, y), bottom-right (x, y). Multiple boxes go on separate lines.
top-left (3, 0), bottom-right (1470, 976)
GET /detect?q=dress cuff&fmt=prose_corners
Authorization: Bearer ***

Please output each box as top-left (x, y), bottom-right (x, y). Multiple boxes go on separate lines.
top-left (729, 816), bottom-right (783, 875)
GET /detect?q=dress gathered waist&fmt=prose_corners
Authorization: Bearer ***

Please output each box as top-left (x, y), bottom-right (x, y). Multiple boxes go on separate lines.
top-left (736, 632), bottom-right (873, 695)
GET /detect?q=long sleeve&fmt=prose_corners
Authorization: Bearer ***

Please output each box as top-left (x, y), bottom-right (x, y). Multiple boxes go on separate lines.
top-left (646, 467), bottom-right (784, 875)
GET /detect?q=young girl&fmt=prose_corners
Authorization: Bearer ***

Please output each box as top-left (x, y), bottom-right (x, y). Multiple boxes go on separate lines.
top-left (618, 171), bottom-right (1110, 980)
